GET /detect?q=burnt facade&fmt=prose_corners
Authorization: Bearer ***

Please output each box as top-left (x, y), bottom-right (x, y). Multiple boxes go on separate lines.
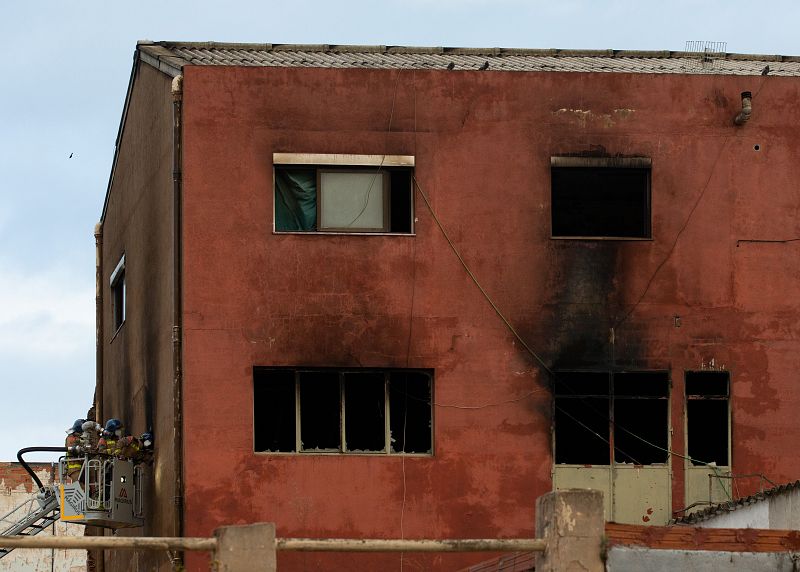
top-left (98, 42), bottom-right (800, 570)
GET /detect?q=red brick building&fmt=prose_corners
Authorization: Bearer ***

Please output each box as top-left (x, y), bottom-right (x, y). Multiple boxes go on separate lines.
top-left (97, 41), bottom-right (800, 570)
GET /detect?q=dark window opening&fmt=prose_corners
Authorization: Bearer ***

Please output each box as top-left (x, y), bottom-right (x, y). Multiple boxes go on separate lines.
top-left (554, 370), bottom-right (669, 466)
top-left (254, 368), bottom-right (432, 455)
top-left (275, 166), bottom-right (414, 234)
top-left (345, 373), bottom-right (386, 452)
top-left (614, 398), bottom-right (669, 464)
top-left (554, 397), bottom-right (610, 465)
top-left (389, 371), bottom-right (432, 454)
top-left (554, 371), bottom-right (610, 396)
top-left (253, 369), bottom-right (296, 452)
top-left (299, 371), bottom-right (340, 451)
top-left (110, 255), bottom-right (126, 332)
top-left (686, 371), bottom-right (729, 397)
top-left (551, 165), bottom-right (651, 239)
top-left (686, 371), bottom-right (729, 466)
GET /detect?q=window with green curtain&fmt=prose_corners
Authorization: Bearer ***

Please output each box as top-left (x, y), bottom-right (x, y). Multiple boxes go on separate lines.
top-left (274, 169), bottom-right (317, 231)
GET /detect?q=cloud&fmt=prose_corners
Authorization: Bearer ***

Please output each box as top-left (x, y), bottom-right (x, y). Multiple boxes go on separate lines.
top-left (0, 262), bottom-right (94, 359)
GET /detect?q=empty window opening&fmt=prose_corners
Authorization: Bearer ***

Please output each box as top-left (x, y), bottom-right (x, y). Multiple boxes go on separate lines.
top-left (551, 158), bottom-right (651, 239)
top-left (389, 371), bottom-right (432, 454)
top-left (686, 371), bottom-right (729, 466)
top-left (300, 371), bottom-right (340, 451)
top-left (274, 166), bottom-right (413, 233)
top-left (554, 370), bottom-right (669, 466)
top-left (345, 373), bottom-right (386, 452)
top-left (554, 397), bottom-right (610, 465)
top-left (253, 369), bottom-right (296, 452)
top-left (110, 254), bottom-right (126, 332)
top-left (254, 368), bottom-right (432, 455)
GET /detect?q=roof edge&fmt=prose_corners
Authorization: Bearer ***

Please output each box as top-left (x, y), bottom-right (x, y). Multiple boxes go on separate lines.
top-left (139, 40), bottom-right (800, 62)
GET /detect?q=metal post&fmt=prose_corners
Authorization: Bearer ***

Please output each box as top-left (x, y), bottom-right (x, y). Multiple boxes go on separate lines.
top-left (213, 523), bottom-right (276, 572)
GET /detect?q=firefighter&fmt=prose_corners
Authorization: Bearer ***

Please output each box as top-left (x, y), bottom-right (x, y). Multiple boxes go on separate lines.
top-left (65, 419), bottom-right (85, 482)
top-left (81, 420), bottom-right (102, 453)
top-left (137, 432), bottom-right (154, 464)
top-left (98, 418), bottom-right (125, 456)
top-left (116, 434), bottom-right (141, 460)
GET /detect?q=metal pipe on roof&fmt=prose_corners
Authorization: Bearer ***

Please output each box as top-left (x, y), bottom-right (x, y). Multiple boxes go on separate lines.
top-left (734, 91), bottom-right (752, 125)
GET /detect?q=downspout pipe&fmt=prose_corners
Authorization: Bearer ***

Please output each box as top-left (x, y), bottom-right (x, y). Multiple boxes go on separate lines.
top-left (94, 223), bottom-right (103, 425)
top-left (734, 91), bottom-right (752, 125)
top-left (171, 73), bottom-right (185, 568)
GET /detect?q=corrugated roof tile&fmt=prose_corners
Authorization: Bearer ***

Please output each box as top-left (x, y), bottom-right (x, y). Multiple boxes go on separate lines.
top-left (136, 41), bottom-right (800, 77)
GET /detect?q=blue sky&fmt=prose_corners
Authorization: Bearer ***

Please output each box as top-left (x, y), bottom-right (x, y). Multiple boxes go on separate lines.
top-left (0, 0), bottom-right (798, 461)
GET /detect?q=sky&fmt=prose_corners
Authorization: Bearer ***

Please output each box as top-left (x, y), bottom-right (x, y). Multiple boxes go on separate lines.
top-left (0, 0), bottom-right (798, 462)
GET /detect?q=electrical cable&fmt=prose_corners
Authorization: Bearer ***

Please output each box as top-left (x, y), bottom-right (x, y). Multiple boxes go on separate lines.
top-left (555, 404), bottom-right (642, 465)
top-left (404, 70), bottom-right (734, 504)
top-left (412, 175), bottom-right (553, 378)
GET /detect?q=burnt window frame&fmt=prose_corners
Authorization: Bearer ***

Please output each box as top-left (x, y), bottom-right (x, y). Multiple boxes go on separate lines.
top-left (685, 370), bottom-right (731, 467)
top-left (272, 153), bottom-right (415, 236)
top-left (110, 254), bottom-right (126, 336)
top-left (550, 156), bottom-right (652, 240)
top-left (253, 367), bottom-right (434, 456)
top-left (553, 369), bottom-right (671, 467)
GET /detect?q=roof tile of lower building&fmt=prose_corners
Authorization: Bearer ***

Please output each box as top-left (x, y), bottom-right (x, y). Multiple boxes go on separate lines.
top-left (137, 41), bottom-right (800, 77)
top-left (671, 479), bottom-right (800, 526)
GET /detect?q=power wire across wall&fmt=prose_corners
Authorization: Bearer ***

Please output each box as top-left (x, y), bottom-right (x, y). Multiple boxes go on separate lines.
top-left (412, 171), bottom-right (732, 495)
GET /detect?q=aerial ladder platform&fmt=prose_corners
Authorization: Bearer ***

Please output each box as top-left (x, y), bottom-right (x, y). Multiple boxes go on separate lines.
top-left (0, 446), bottom-right (145, 559)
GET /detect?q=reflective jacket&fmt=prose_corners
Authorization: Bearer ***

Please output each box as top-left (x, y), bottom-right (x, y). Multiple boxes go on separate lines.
top-left (65, 433), bottom-right (82, 472)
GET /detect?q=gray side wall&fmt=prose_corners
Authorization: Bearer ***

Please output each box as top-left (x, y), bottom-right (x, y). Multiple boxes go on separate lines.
top-left (101, 61), bottom-right (175, 572)
top-left (608, 547), bottom-right (798, 571)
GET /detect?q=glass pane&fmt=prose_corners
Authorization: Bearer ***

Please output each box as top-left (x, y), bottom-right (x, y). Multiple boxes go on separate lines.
top-left (274, 169), bottom-right (317, 231)
top-left (319, 171), bottom-right (386, 230)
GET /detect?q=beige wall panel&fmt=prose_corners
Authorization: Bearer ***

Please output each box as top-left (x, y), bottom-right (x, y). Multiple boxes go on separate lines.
top-left (612, 466), bottom-right (671, 525)
top-left (553, 466), bottom-right (612, 520)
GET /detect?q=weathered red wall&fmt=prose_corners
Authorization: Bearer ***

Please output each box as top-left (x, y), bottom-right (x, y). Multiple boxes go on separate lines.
top-left (179, 64), bottom-right (800, 570)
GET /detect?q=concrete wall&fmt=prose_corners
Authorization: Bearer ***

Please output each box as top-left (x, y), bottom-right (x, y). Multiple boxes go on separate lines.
top-left (696, 503), bottom-right (769, 528)
top-left (0, 463), bottom-right (84, 572)
top-left (100, 60), bottom-right (175, 572)
top-left (768, 487), bottom-right (800, 529)
top-left (697, 486), bottom-right (800, 529)
top-left (171, 62), bottom-right (800, 571)
top-left (608, 547), bottom-right (798, 571)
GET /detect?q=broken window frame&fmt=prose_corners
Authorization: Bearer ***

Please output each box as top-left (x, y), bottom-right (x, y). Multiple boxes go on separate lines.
top-left (253, 367), bottom-right (433, 456)
top-left (272, 153), bottom-right (415, 235)
top-left (550, 156), bottom-right (652, 240)
top-left (553, 369), bottom-right (671, 467)
top-left (110, 254), bottom-right (126, 335)
top-left (685, 370), bottom-right (731, 467)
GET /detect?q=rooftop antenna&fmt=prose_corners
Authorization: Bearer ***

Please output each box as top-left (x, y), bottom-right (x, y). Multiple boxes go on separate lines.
top-left (685, 41), bottom-right (727, 69)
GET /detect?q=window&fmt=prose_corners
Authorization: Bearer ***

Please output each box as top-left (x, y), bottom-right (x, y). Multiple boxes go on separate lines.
top-left (273, 153), bottom-right (414, 234)
top-left (110, 254), bottom-right (126, 332)
top-left (551, 157), bottom-right (651, 239)
top-left (686, 371), bottom-right (729, 466)
top-left (554, 370), bottom-right (669, 465)
top-left (253, 368), bottom-right (433, 454)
